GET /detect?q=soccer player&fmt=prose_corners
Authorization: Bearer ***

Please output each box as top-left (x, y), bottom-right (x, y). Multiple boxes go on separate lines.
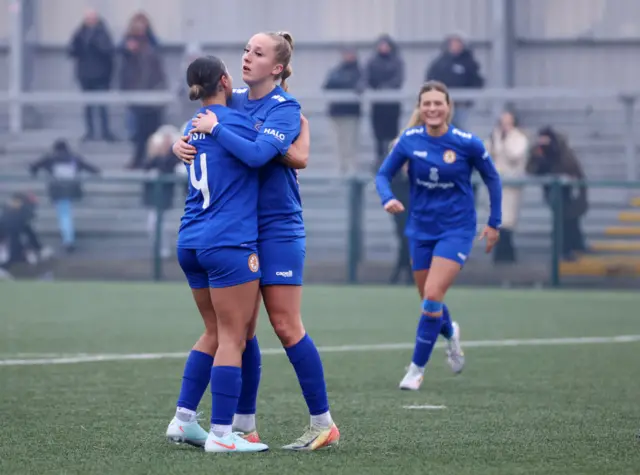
top-left (375, 81), bottom-right (502, 390)
top-left (165, 55), bottom-right (271, 453)
top-left (174, 32), bottom-right (339, 451)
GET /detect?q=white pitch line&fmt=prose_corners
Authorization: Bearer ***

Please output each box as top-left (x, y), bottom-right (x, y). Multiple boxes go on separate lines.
top-left (0, 334), bottom-right (639, 367)
top-left (403, 405), bottom-right (447, 410)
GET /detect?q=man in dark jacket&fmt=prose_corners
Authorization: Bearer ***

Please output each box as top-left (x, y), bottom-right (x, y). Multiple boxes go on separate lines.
top-left (366, 34), bottom-right (404, 167)
top-left (30, 140), bottom-right (100, 252)
top-left (323, 47), bottom-right (363, 175)
top-left (69, 9), bottom-right (116, 142)
top-left (426, 33), bottom-right (484, 130)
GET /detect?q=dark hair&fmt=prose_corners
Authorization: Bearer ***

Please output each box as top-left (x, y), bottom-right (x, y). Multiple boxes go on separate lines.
top-left (186, 55), bottom-right (227, 101)
top-left (265, 31), bottom-right (294, 91)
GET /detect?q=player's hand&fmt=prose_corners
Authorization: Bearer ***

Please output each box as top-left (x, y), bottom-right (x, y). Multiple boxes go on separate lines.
top-left (478, 225), bottom-right (500, 253)
top-left (300, 113), bottom-right (308, 127)
top-left (173, 136), bottom-right (196, 165)
top-left (190, 109), bottom-right (219, 134)
top-left (384, 199), bottom-right (405, 214)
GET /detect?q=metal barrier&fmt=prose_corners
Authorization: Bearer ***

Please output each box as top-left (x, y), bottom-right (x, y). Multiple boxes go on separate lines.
top-left (1, 173), bottom-right (639, 286)
top-left (0, 88), bottom-right (638, 180)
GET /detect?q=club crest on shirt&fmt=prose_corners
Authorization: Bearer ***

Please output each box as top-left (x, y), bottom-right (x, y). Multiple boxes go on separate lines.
top-left (443, 150), bottom-right (456, 164)
top-left (254, 121), bottom-right (263, 131)
top-left (248, 253), bottom-right (260, 273)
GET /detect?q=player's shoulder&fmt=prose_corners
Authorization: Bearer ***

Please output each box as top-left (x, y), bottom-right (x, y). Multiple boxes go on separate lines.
top-left (402, 125), bottom-right (425, 139)
top-left (449, 127), bottom-right (485, 151)
top-left (267, 87), bottom-right (300, 112)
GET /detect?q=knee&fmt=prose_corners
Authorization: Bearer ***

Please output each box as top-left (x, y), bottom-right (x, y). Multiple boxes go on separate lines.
top-left (195, 330), bottom-right (218, 355)
top-left (217, 335), bottom-right (246, 354)
top-left (424, 285), bottom-right (446, 303)
top-left (271, 312), bottom-right (305, 347)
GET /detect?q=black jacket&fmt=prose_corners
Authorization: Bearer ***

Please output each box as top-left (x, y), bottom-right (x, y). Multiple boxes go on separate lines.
top-left (323, 60), bottom-right (362, 117)
top-left (68, 21), bottom-right (115, 85)
top-left (30, 151), bottom-right (100, 202)
top-left (366, 36), bottom-right (404, 96)
top-left (426, 49), bottom-right (484, 90)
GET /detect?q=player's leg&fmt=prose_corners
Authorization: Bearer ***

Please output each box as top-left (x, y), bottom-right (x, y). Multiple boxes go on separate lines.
top-left (400, 239), bottom-right (434, 390)
top-left (427, 237), bottom-right (474, 374)
top-left (232, 291), bottom-right (262, 442)
top-left (414, 264), bottom-right (455, 351)
top-left (166, 248), bottom-right (215, 447)
top-left (204, 249), bottom-right (268, 453)
top-left (260, 238), bottom-right (339, 451)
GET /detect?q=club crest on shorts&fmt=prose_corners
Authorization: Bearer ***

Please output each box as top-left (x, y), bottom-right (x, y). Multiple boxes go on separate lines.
top-left (248, 253), bottom-right (259, 273)
top-left (443, 150), bottom-right (456, 164)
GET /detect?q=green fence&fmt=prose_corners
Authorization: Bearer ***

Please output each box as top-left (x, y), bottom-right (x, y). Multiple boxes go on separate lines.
top-left (1, 174), bottom-right (640, 286)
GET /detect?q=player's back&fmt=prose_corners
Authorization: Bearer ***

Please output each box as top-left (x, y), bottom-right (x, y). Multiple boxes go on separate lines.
top-left (229, 86), bottom-right (305, 240)
top-left (178, 105), bottom-right (260, 249)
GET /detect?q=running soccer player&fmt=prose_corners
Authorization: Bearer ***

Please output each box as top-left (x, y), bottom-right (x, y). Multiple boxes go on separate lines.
top-left (375, 80), bottom-right (502, 390)
top-left (165, 55), bottom-right (271, 453)
top-left (175, 31), bottom-right (339, 450)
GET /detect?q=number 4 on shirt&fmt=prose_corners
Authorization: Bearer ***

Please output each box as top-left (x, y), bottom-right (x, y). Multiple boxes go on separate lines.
top-left (190, 153), bottom-right (210, 209)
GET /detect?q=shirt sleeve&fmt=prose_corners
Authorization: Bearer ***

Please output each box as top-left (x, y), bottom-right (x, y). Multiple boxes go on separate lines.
top-left (211, 101), bottom-right (301, 168)
top-left (375, 137), bottom-right (409, 206)
top-left (470, 137), bottom-right (503, 229)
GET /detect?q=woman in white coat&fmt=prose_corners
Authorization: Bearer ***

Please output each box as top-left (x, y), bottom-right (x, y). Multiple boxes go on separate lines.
top-left (486, 111), bottom-right (529, 263)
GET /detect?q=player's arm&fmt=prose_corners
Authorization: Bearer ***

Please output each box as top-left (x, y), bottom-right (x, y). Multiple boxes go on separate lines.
top-left (470, 137), bottom-right (503, 230)
top-left (375, 138), bottom-right (408, 208)
top-left (199, 101), bottom-right (301, 168)
top-left (280, 114), bottom-right (309, 169)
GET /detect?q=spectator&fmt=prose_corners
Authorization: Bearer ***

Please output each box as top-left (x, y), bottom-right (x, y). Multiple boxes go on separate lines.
top-left (0, 192), bottom-right (46, 269)
top-left (142, 125), bottom-right (181, 259)
top-left (323, 47), bottom-right (363, 175)
top-left (527, 126), bottom-right (589, 261)
top-left (425, 33), bottom-right (484, 130)
top-left (68, 9), bottom-right (116, 142)
top-left (30, 140), bottom-right (100, 253)
top-left (120, 12), bottom-right (159, 51)
top-left (486, 111), bottom-right (529, 264)
top-left (366, 34), bottom-right (404, 168)
top-left (120, 20), bottom-right (166, 169)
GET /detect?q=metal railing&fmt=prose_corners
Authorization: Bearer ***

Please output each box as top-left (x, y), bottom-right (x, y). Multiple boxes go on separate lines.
top-left (0, 88), bottom-right (638, 180)
top-left (1, 173), bottom-right (639, 286)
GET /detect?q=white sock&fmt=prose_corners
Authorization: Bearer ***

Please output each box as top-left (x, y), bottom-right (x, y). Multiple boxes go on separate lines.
top-left (409, 362), bottom-right (425, 375)
top-left (175, 407), bottom-right (197, 423)
top-left (310, 411), bottom-right (333, 428)
top-left (232, 413), bottom-right (256, 432)
top-left (211, 424), bottom-right (232, 438)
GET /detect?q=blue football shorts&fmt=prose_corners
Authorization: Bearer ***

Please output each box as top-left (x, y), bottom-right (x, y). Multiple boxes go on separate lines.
top-left (258, 237), bottom-right (305, 286)
top-left (409, 236), bottom-right (474, 271)
top-left (177, 246), bottom-right (261, 289)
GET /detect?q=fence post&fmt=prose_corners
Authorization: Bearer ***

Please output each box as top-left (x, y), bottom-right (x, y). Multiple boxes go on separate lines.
top-left (8, 0), bottom-right (24, 134)
top-left (347, 177), bottom-right (364, 283)
top-left (152, 177), bottom-right (165, 281)
top-left (549, 178), bottom-right (563, 287)
top-left (621, 94), bottom-right (637, 182)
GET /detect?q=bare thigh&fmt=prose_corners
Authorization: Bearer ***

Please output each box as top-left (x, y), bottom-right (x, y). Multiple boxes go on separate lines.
top-left (262, 285), bottom-right (305, 348)
top-left (209, 280), bottom-right (261, 367)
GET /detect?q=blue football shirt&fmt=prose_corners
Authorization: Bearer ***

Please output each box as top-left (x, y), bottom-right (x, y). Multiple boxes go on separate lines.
top-left (376, 126), bottom-right (502, 240)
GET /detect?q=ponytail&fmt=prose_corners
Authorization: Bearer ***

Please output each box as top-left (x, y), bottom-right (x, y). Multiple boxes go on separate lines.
top-left (389, 108), bottom-right (422, 150)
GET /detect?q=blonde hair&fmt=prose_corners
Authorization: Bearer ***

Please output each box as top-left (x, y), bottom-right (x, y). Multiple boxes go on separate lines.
top-left (390, 80), bottom-right (454, 149)
top-left (265, 31), bottom-right (294, 91)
